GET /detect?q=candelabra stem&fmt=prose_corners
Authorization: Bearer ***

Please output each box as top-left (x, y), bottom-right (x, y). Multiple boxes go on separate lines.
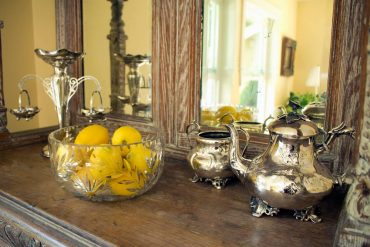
top-left (51, 66), bottom-right (70, 128)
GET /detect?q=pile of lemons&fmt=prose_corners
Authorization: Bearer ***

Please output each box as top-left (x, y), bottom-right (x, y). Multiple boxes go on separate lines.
top-left (57, 124), bottom-right (157, 197)
top-left (201, 106), bottom-right (253, 126)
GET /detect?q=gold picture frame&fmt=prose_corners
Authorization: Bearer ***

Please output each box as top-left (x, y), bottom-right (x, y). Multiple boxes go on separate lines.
top-left (280, 37), bottom-right (297, 76)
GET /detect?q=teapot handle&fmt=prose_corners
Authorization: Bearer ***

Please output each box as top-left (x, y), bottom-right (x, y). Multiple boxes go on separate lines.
top-left (186, 120), bottom-right (201, 149)
top-left (262, 115), bottom-right (274, 133)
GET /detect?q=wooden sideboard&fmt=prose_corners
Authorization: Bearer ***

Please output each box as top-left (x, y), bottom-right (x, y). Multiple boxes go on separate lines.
top-left (0, 1), bottom-right (369, 246)
top-left (0, 142), bottom-right (346, 247)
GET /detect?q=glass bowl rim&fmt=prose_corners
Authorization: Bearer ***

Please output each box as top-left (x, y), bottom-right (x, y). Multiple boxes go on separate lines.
top-left (48, 124), bottom-right (164, 148)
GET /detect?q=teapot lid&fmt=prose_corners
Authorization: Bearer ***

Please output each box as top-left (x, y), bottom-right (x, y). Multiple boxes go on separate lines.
top-left (268, 101), bottom-right (319, 138)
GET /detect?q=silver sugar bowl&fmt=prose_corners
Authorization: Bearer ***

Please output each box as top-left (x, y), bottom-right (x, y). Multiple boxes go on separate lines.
top-left (186, 121), bottom-right (248, 189)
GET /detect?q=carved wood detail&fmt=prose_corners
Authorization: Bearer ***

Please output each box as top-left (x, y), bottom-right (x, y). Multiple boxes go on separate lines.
top-left (0, 20), bottom-right (11, 146)
top-left (0, 20), bottom-right (9, 137)
top-left (333, 22), bottom-right (370, 247)
top-left (0, 20), bottom-right (4, 108)
top-left (55, 0), bottom-right (84, 126)
top-left (325, 0), bottom-right (370, 174)
top-left (0, 191), bottom-right (114, 246)
top-left (151, 0), bottom-right (202, 148)
top-left (0, 219), bottom-right (45, 247)
top-left (108, 0), bottom-right (127, 112)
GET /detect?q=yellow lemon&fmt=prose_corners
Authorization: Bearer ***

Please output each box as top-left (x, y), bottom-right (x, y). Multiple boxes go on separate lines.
top-left (89, 146), bottom-right (123, 179)
top-left (111, 126), bottom-right (142, 156)
top-left (238, 108), bottom-right (253, 121)
top-left (215, 106), bottom-right (237, 124)
top-left (71, 166), bottom-right (106, 196)
top-left (74, 124), bottom-right (109, 145)
top-left (122, 158), bottom-right (132, 171)
top-left (126, 144), bottom-right (153, 175)
top-left (55, 145), bottom-right (91, 178)
top-left (109, 171), bottom-right (145, 196)
top-left (201, 109), bottom-right (215, 121)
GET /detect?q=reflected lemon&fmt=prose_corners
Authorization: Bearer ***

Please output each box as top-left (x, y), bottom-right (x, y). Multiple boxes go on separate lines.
top-left (215, 106), bottom-right (237, 124)
top-left (237, 108), bottom-right (253, 121)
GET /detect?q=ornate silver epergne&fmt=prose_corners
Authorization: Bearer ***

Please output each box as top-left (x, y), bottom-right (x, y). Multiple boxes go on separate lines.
top-left (9, 49), bottom-right (108, 156)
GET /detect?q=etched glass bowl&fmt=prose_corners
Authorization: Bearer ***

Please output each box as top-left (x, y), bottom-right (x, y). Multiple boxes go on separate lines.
top-left (48, 124), bottom-right (164, 201)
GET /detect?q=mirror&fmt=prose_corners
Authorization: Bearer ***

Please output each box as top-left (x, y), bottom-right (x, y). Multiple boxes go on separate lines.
top-left (201, 0), bottom-right (332, 129)
top-left (0, 0), bottom-right (58, 133)
top-left (83, 0), bottom-right (153, 120)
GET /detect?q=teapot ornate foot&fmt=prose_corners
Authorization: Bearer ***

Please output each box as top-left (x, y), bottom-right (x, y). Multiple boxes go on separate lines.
top-left (293, 206), bottom-right (322, 223)
top-left (250, 196), bottom-right (279, 217)
top-left (250, 196), bottom-right (322, 223)
top-left (190, 174), bottom-right (230, 189)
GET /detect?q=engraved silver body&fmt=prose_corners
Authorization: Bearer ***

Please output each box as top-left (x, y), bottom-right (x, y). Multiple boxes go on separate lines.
top-left (186, 121), bottom-right (249, 189)
top-left (187, 130), bottom-right (234, 182)
top-left (226, 109), bottom-right (354, 221)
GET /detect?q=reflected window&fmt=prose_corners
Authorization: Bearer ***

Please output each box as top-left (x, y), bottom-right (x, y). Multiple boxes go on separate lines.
top-left (200, 0), bottom-right (332, 129)
top-left (240, 1), bottom-right (276, 120)
top-left (201, 0), bottom-right (277, 124)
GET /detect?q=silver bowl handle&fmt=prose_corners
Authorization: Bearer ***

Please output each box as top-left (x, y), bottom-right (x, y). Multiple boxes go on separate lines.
top-left (186, 120), bottom-right (201, 149)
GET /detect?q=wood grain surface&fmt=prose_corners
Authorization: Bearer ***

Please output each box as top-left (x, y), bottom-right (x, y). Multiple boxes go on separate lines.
top-left (333, 23), bottom-right (370, 247)
top-left (325, 0), bottom-right (370, 174)
top-left (55, 0), bottom-right (84, 126)
top-left (0, 20), bottom-right (4, 107)
top-left (0, 143), bottom-right (345, 247)
top-left (0, 20), bottom-right (11, 143)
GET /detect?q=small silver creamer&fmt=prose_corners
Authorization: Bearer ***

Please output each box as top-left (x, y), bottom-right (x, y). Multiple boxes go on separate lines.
top-left (186, 121), bottom-right (248, 189)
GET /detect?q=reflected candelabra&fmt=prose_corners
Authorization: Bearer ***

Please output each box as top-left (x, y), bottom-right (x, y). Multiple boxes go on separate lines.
top-left (114, 53), bottom-right (151, 116)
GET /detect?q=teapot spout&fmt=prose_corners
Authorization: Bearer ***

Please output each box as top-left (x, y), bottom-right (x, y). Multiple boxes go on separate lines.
top-left (225, 124), bottom-right (253, 178)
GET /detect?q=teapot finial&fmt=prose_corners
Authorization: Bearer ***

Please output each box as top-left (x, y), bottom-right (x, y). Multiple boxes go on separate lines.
top-left (289, 100), bottom-right (302, 112)
top-left (280, 100), bottom-right (309, 124)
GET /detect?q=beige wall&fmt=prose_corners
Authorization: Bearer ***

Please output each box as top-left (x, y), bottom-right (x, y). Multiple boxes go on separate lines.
top-left (0, 0), bottom-right (57, 133)
top-left (83, 0), bottom-right (111, 108)
top-left (294, 0), bottom-right (333, 94)
top-left (255, 0), bottom-right (332, 112)
top-left (268, 0), bottom-right (297, 109)
top-left (31, 0), bottom-right (58, 129)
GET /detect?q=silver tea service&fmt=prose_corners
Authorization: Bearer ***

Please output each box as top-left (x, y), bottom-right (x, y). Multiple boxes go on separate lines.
top-left (225, 102), bottom-right (354, 222)
top-left (186, 121), bottom-right (248, 189)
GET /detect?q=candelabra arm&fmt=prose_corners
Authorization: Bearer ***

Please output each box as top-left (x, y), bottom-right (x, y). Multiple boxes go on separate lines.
top-left (17, 74), bottom-right (44, 91)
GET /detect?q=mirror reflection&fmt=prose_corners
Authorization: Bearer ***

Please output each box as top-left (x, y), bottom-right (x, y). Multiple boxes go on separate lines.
top-left (201, 0), bottom-right (332, 130)
top-left (0, 0), bottom-right (58, 133)
top-left (83, 0), bottom-right (152, 119)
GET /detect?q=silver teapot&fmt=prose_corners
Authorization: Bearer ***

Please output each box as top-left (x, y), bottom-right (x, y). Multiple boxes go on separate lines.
top-left (186, 121), bottom-right (248, 189)
top-left (225, 104), bottom-right (354, 222)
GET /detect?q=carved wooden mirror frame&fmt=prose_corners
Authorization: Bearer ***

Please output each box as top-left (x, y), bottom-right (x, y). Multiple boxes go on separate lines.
top-left (0, 0), bottom-right (367, 171)
top-left (56, 0), bottom-right (369, 170)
